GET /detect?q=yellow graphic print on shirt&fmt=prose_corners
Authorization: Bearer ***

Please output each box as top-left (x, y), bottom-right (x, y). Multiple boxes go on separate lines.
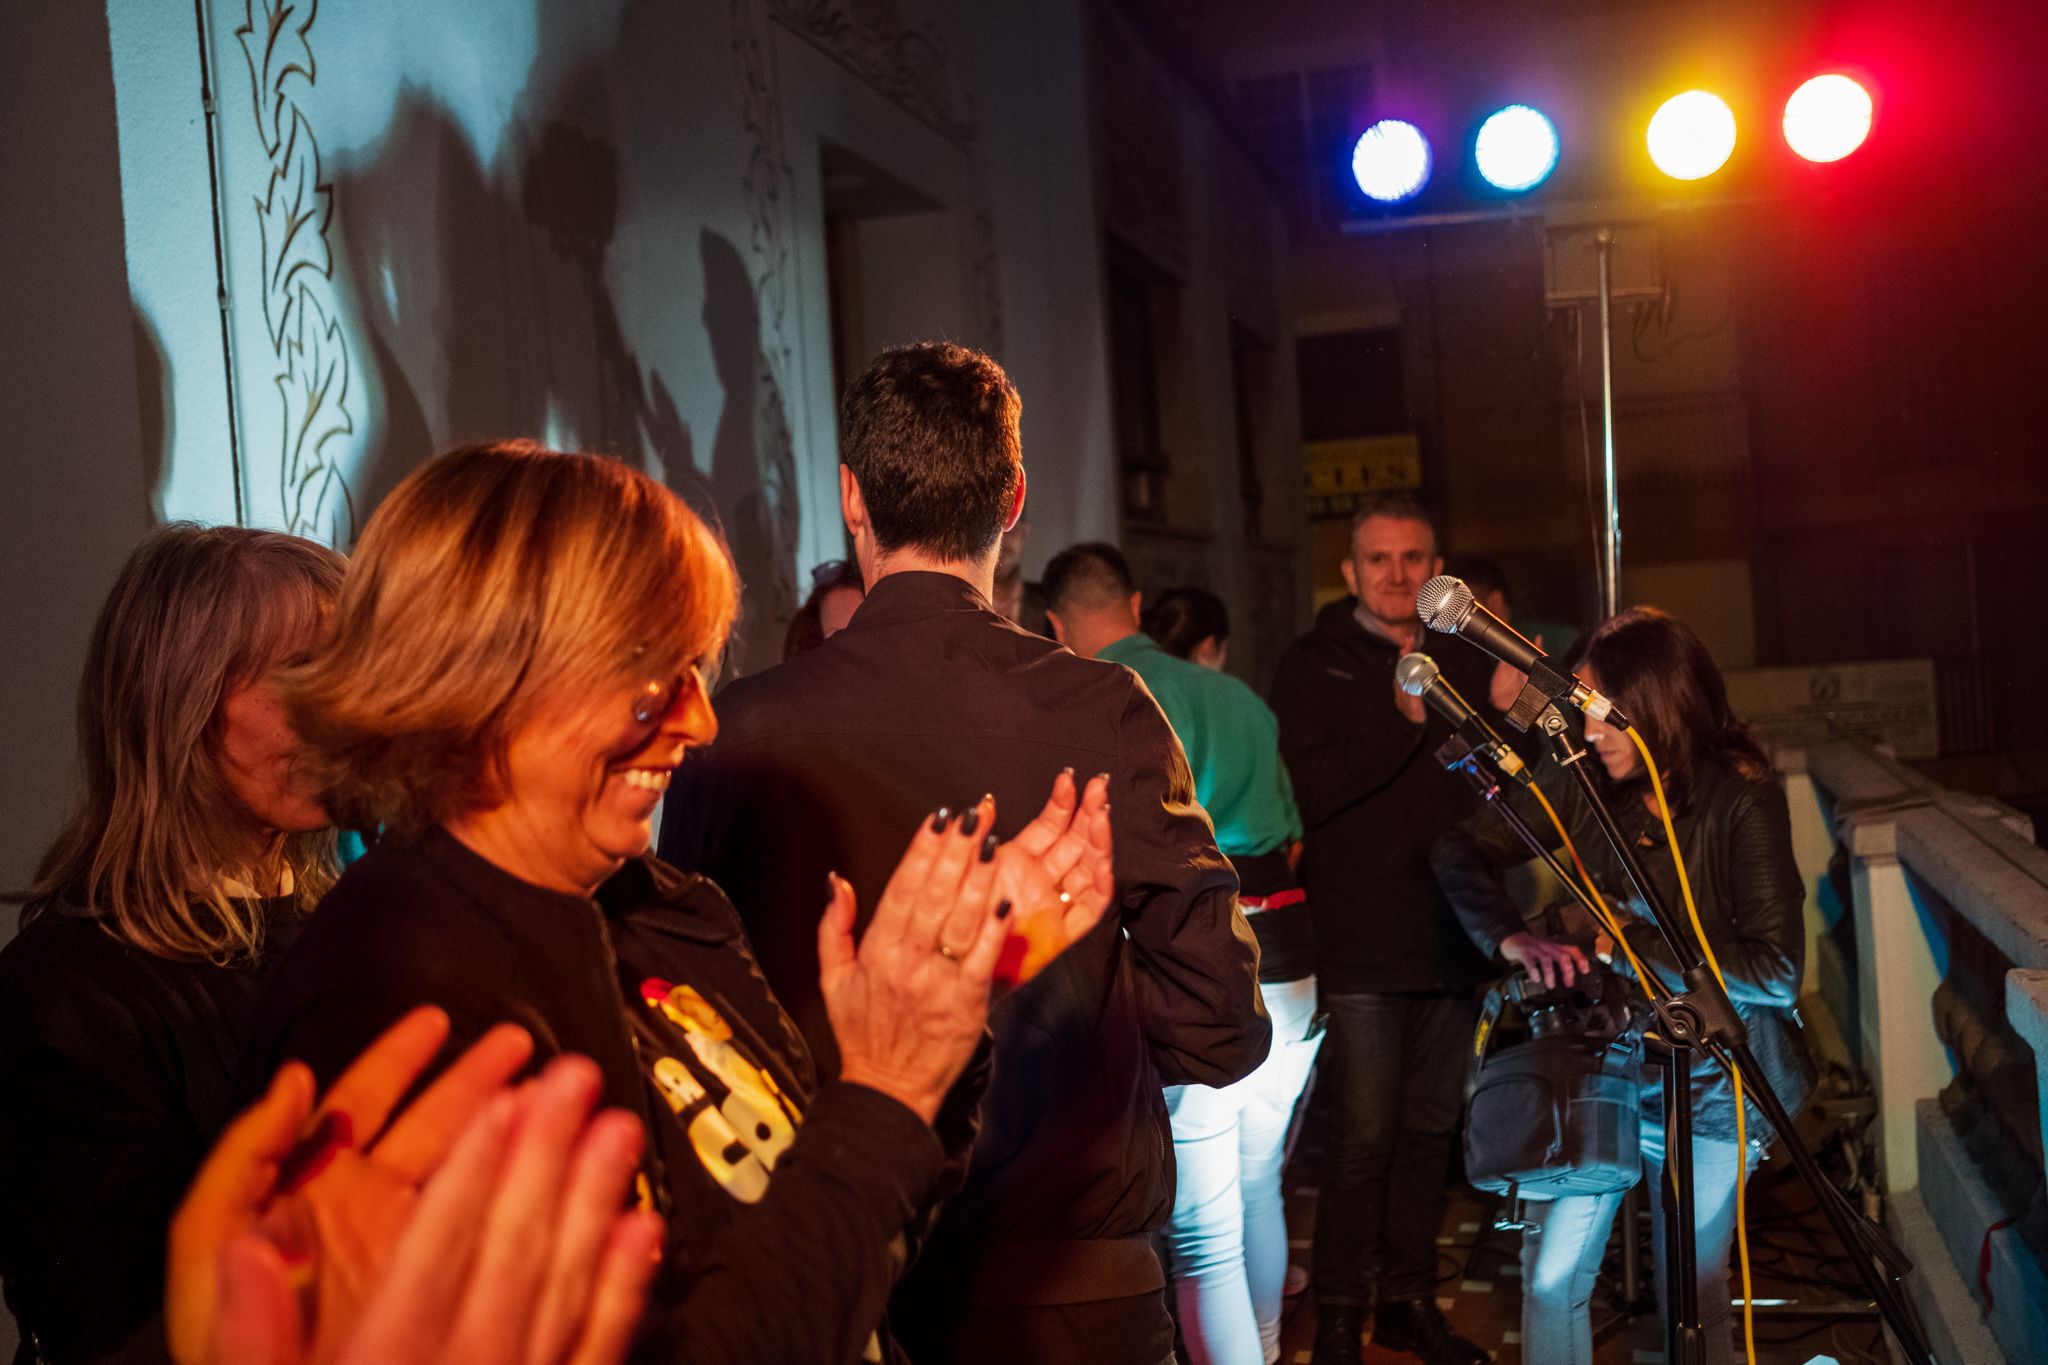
top-left (640, 977), bottom-right (802, 1204)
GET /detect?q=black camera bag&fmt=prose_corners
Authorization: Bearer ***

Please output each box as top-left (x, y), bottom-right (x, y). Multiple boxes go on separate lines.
top-left (1463, 976), bottom-right (1645, 1199)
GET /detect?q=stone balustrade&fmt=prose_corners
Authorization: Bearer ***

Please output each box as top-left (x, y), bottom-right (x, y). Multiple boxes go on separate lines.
top-left (1779, 737), bottom-right (2047, 1365)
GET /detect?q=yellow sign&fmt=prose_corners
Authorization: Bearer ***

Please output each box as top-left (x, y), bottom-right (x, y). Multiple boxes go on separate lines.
top-left (1303, 435), bottom-right (1421, 517)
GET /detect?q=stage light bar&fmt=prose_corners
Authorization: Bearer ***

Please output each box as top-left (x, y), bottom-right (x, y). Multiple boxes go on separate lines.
top-left (1647, 90), bottom-right (1737, 181)
top-left (1352, 120), bottom-right (1432, 203)
top-left (1475, 104), bottom-right (1560, 192)
top-left (1783, 74), bottom-right (1873, 163)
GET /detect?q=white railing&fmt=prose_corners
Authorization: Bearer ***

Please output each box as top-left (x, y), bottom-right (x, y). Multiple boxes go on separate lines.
top-left (1778, 736), bottom-right (2047, 1365)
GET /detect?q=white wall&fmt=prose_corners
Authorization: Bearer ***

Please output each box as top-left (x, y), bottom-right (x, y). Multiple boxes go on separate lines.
top-left (0, 0), bottom-right (1119, 936)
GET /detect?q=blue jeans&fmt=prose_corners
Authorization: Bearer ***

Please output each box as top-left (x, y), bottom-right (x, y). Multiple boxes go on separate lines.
top-left (1164, 977), bottom-right (1324, 1365)
top-left (1519, 1120), bottom-right (1759, 1365)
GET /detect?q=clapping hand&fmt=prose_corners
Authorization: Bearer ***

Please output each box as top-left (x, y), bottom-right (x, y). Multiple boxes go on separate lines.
top-left (1488, 635), bottom-right (1543, 712)
top-left (817, 773), bottom-right (1117, 1126)
top-left (985, 770), bottom-right (1115, 985)
top-left (168, 1007), bottom-right (662, 1365)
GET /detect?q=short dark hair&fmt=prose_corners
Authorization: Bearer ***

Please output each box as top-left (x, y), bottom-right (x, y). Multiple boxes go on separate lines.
top-left (1350, 491), bottom-right (1435, 548)
top-left (839, 342), bottom-right (1022, 561)
top-left (1444, 554), bottom-right (1510, 608)
top-left (1142, 586), bottom-right (1229, 659)
top-left (1042, 542), bottom-right (1135, 615)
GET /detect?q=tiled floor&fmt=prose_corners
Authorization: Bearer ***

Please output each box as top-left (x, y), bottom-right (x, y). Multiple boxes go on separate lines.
top-left (1260, 1155), bottom-right (1893, 1364)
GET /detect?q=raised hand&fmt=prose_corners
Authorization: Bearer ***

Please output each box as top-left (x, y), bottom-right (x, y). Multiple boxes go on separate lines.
top-left (987, 771), bottom-right (1115, 985)
top-left (167, 1008), bottom-right (662, 1365)
top-left (1489, 634), bottom-right (1542, 712)
top-left (819, 806), bottom-right (1009, 1124)
top-left (1393, 671), bottom-right (1427, 725)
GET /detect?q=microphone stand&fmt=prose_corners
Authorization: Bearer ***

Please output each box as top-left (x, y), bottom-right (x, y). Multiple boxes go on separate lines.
top-left (1433, 734), bottom-right (1668, 1010)
top-left (1519, 702), bottom-right (1934, 1365)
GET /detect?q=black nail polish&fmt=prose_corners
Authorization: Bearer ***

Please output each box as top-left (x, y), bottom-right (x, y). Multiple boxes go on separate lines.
top-left (995, 899), bottom-right (1013, 920)
top-left (930, 807), bottom-right (950, 832)
top-left (826, 871), bottom-right (838, 896)
top-left (980, 832), bottom-right (998, 863)
top-left (960, 807), bottom-right (981, 836)
top-left (1094, 772), bottom-right (1110, 786)
top-left (1061, 765), bottom-right (1075, 777)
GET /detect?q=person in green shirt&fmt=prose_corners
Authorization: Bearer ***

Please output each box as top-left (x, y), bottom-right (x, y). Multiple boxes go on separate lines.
top-left (1044, 545), bottom-right (1320, 1365)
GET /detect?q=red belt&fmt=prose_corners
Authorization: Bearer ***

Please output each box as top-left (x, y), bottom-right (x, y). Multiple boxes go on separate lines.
top-left (1240, 888), bottom-right (1306, 914)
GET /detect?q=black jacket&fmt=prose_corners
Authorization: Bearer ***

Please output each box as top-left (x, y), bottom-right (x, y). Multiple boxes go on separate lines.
top-left (659, 572), bottom-right (1268, 1336)
top-left (239, 829), bottom-right (965, 1365)
top-left (1432, 753), bottom-right (1815, 1141)
top-left (1268, 598), bottom-right (1495, 994)
top-left (0, 900), bottom-right (303, 1365)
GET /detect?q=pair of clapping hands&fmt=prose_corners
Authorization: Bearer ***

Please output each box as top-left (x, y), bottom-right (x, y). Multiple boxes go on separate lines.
top-left (169, 774), bottom-right (1113, 1364)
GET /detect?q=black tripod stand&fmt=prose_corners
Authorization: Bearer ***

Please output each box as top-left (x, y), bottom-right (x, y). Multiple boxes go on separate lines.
top-left (1473, 702), bottom-right (1936, 1364)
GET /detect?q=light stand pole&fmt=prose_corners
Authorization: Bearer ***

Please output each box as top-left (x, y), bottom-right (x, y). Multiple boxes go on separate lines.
top-left (1344, 208), bottom-right (1647, 618)
top-left (1595, 227), bottom-right (1621, 618)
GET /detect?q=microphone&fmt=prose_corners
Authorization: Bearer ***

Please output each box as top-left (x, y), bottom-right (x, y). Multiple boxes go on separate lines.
top-left (1414, 575), bottom-right (1630, 730)
top-left (1395, 653), bottom-right (1531, 786)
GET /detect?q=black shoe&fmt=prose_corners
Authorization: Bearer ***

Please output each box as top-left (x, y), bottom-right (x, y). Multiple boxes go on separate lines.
top-left (1371, 1297), bottom-right (1490, 1364)
top-left (1310, 1303), bottom-right (1365, 1365)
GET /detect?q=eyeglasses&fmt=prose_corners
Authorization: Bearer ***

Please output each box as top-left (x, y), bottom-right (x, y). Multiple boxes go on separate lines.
top-left (630, 665), bottom-right (702, 727)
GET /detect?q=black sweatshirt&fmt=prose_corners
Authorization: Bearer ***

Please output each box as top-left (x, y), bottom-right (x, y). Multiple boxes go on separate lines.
top-left (0, 899), bottom-right (302, 1365)
top-left (660, 572), bottom-right (1269, 1358)
top-left (1268, 598), bottom-right (1494, 995)
top-left (239, 828), bottom-right (970, 1365)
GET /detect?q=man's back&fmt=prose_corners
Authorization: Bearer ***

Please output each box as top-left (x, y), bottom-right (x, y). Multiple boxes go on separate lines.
top-left (661, 571), bottom-right (1267, 1360)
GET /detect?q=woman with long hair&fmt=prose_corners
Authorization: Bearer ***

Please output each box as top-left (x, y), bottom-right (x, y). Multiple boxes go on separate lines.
top-left (239, 441), bottom-right (1114, 1364)
top-left (1433, 606), bottom-right (1813, 1365)
top-left (0, 523), bottom-right (346, 1362)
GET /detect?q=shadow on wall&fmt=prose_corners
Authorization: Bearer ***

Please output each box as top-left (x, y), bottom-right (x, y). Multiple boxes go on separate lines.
top-left (130, 300), bottom-right (171, 524)
top-left (293, 2), bottom-right (798, 673)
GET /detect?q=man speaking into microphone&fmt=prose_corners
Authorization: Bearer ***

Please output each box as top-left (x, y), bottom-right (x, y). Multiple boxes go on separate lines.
top-left (1269, 493), bottom-right (1513, 1365)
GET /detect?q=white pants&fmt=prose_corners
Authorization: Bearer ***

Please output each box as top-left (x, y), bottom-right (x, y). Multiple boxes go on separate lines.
top-left (1164, 976), bottom-right (1323, 1365)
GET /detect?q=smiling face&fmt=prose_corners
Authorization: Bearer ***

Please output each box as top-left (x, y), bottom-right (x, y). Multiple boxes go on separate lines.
top-left (467, 665), bottom-right (718, 894)
top-left (1341, 514), bottom-right (1441, 634)
top-left (1579, 667), bottom-right (1639, 782)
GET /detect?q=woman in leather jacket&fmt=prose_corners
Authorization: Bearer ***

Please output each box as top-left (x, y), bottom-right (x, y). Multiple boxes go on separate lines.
top-left (1431, 606), bottom-right (1813, 1365)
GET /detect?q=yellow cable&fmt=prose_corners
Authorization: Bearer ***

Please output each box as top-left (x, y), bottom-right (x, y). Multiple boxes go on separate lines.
top-left (1526, 781), bottom-right (1661, 994)
top-left (1626, 728), bottom-right (1756, 1365)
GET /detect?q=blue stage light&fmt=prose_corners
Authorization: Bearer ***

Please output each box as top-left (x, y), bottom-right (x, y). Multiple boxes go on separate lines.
top-left (1351, 120), bottom-right (1432, 203)
top-left (1474, 105), bottom-right (1560, 192)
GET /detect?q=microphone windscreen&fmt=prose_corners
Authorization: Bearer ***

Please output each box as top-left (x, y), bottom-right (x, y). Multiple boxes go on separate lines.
top-left (1394, 653), bottom-right (1439, 697)
top-left (1416, 575), bottom-right (1472, 632)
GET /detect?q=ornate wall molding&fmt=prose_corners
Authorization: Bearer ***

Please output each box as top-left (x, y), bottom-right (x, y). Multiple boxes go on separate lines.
top-left (768, 0), bottom-right (976, 146)
top-left (234, 0), bottom-right (357, 544)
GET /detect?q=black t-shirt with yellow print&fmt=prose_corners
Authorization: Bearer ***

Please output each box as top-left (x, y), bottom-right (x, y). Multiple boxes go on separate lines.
top-left (242, 827), bottom-right (967, 1365)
